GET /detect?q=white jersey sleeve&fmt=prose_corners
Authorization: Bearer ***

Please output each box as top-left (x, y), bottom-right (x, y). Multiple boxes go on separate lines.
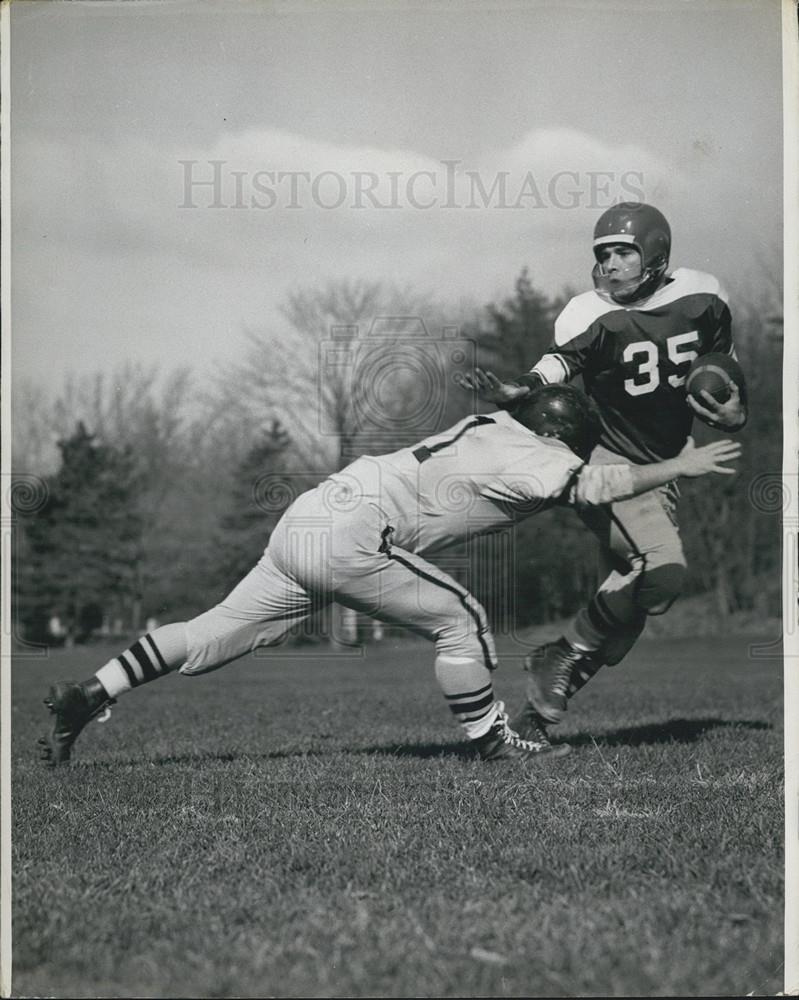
top-left (567, 464), bottom-right (635, 507)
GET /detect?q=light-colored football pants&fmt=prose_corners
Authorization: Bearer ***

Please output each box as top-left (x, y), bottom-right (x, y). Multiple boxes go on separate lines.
top-left (182, 485), bottom-right (497, 678)
top-left (571, 444), bottom-right (687, 664)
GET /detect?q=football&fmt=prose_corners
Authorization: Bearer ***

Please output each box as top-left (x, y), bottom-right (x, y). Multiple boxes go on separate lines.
top-left (685, 352), bottom-right (744, 406)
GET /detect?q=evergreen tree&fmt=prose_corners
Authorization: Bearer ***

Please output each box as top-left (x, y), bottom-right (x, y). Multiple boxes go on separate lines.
top-left (458, 271), bottom-right (593, 627)
top-left (16, 422), bottom-right (143, 642)
top-left (210, 420), bottom-right (295, 590)
top-left (476, 268), bottom-right (567, 379)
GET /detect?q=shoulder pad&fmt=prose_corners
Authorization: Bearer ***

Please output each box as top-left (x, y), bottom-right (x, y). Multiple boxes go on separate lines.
top-left (554, 291), bottom-right (620, 347)
top-left (669, 268), bottom-right (729, 304)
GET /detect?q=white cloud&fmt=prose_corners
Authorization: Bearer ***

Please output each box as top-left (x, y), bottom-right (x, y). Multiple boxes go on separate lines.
top-left (13, 123), bottom-right (765, 390)
top-left (16, 123), bottom-right (683, 276)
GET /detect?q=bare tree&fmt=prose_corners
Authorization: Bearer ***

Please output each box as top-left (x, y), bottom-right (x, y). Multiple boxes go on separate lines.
top-left (213, 278), bottom-right (470, 476)
top-left (209, 279), bottom-right (476, 646)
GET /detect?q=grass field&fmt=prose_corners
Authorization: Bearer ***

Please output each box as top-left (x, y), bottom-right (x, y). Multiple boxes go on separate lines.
top-left (10, 631), bottom-right (784, 997)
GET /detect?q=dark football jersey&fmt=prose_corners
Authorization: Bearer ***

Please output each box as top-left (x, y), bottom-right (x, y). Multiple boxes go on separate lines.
top-left (528, 268), bottom-right (737, 463)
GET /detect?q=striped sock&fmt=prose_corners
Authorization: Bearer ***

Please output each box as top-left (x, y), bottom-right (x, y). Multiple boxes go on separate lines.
top-left (435, 655), bottom-right (499, 740)
top-left (95, 623), bottom-right (188, 698)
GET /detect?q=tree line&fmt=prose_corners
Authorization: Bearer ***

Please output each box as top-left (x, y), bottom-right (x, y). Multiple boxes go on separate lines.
top-left (11, 272), bottom-right (783, 646)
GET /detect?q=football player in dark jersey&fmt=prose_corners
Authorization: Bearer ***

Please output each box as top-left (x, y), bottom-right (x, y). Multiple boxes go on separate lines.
top-left (459, 202), bottom-right (747, 728)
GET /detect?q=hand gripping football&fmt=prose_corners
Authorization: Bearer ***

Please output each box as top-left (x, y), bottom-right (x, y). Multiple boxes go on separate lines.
top-left (685, 352), bottom-right (744, 405)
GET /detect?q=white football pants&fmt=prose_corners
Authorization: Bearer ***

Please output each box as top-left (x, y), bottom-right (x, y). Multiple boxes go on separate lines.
top-left (182, 485), bottom-right (497, 677)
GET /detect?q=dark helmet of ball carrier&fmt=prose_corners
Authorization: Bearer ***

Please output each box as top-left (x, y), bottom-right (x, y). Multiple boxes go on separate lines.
top-left (592, 202), bottom-right (671, 304)
top-left (512, 384), bottom-right (602, 461)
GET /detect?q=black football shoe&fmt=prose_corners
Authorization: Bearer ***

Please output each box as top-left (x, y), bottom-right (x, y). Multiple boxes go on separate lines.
top-left (523, 637), bottom-right (598, 724)
top-left (473, 702), bottom-right (571, 762)
top-left (39, 678), bottom-right (115, 767)
top-left (507, 699), bottom-right (566, 750)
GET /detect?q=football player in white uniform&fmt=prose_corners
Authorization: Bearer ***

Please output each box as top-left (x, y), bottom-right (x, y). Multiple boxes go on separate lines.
top-left (459, 203), bottom-right (747, 728)
top-left (40, 384), bottom-right (740, 766)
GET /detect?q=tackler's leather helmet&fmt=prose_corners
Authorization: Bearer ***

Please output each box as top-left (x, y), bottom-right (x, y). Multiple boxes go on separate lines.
top-left (592, 202), bottom-right (671, 303)
top-left (513, 384), bottom-right (602, 461)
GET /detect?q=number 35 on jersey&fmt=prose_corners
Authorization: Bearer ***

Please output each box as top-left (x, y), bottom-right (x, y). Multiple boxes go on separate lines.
top-left (622, 331), bottom-right (699, 397)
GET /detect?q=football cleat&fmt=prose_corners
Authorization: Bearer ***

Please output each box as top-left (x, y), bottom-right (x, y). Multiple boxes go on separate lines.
top-left (508, 699), bottom-right (561, 747)
top-left (523, 637), bottom-right (597, 724)
top-left (473, 701), bottom-right (570, 762)
top-left (39, 678), bottom-right (115, 767)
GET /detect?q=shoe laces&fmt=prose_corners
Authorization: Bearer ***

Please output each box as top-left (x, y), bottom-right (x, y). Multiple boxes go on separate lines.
top-left (493, 702), bottom-right (547, 752)
top-left (522, 710), bottom-right (551, 747)
top-left (552, 643), bottom-right (585, 697)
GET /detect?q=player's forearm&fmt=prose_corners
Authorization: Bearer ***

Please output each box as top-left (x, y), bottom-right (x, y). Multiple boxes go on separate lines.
top-left (574, 457), bottom-right (685, 505)
top-left (626, 458), bottom-right (685, 496)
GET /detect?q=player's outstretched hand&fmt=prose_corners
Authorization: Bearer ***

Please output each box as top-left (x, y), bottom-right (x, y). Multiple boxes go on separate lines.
top-left (687, 382), bottom-right (746, 430)
top-left (677, 436), bottom-right (742, 477)
top-left (454, 368), bottom-right (530, 405)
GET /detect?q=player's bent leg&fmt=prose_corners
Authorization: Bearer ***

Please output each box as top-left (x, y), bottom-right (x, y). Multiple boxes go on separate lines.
top-left (599, 484), bottom-right (686, 633)
top-left (527, 484), bottom-right (686, 719)
top-left (592, 609), bottom-right (647, 667)
top-left (181, 550), bottom-right (317, 675)
top-left (524, 510), bottom-right (627, 722)
top-left (588, 514), bottom-right (686, 663)
top-left (523, 638), bottom-right (598, 724)
top-left (633, 561), bottom-right (687, 617)
top-left (536, 559), bottom-right (683, 719)
top-left (334, 544), bottom-right (569, 761)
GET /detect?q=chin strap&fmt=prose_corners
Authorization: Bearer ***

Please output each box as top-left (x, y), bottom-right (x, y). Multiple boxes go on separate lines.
top-left (592, 261), bottom-right (668, 304)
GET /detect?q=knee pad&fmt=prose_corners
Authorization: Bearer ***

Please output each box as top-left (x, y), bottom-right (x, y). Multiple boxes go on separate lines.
top-left (636, 562), bottom-right (687, 616)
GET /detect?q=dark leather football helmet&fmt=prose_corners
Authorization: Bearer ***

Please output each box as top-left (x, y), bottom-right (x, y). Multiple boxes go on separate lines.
top-left (591, 202), bottom-right (671, 303)
top-left (513, 384), bottom-right (602, 461)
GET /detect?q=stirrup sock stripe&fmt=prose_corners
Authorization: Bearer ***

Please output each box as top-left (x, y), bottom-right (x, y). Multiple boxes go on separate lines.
top-left (446, 691), bottom-right (495, 717)
top-left (130, 640), bottom-right (159, 682)
top-left (444, 683), bottom-right (492, 701)
top-left (117, 653), bottom-right (138, 686)
top-left (143, 633), bottom-right (168, 672)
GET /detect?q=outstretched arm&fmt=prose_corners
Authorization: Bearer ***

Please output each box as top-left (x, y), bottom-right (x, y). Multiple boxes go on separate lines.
top-left (572, 437), bottom-right (742, 506)
top-left (629, 436), bottom-right (742, 490)
top-left (455, 368), bottom-right (542, 406)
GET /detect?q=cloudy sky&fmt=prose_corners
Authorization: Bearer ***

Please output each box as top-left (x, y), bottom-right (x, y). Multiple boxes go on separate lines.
top-left (11, 0), bottom-right (783, 394)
